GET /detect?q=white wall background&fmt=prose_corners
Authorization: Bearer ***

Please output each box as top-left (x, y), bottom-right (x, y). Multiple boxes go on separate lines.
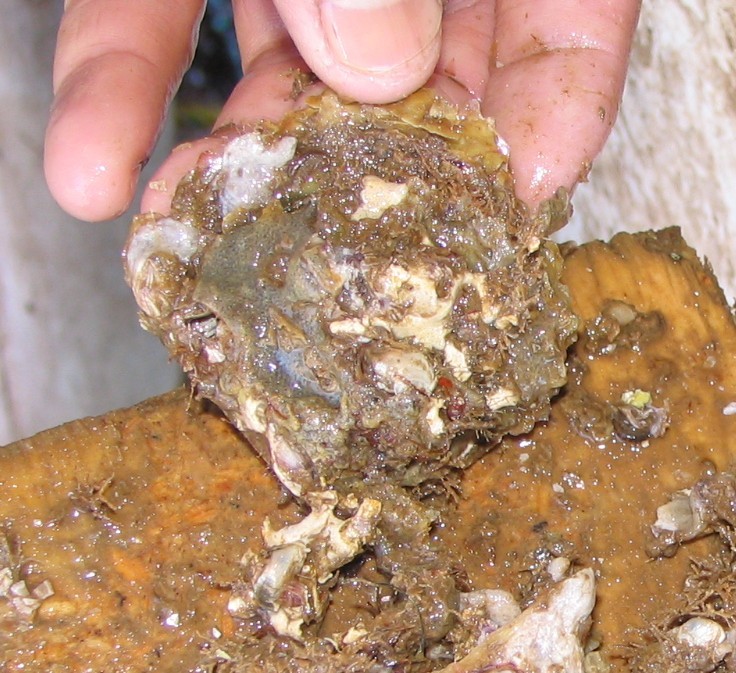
top-left (567, 0), bottom-right (736, 301)
top-left (0, 0), bottom-right (180, 445)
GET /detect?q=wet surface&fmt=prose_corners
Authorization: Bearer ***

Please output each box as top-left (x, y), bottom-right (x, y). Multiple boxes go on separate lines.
top-left (2, 229), bottom-right (736, 671)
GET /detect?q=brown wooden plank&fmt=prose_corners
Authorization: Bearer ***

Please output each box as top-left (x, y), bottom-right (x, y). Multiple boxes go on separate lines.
top-left (2, 228), bottom-right (735, 671)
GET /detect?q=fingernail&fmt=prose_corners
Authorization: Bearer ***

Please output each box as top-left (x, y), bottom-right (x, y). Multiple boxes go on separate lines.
top-left (320, 0), bottom-right (442, 73)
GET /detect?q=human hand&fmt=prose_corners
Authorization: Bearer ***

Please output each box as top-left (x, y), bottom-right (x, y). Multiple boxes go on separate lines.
top-left (44, 0), bottom-right (640, 222)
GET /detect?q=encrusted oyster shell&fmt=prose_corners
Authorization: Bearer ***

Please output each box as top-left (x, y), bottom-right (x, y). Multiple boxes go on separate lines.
top-left (124, 90), bottom-right (577, 498)
top-left (123, 90), bottom-right (582, 657)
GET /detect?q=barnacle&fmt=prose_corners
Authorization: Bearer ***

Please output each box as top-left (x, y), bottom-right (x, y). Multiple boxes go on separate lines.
top-left (124, 90), bottom-right (579, 663)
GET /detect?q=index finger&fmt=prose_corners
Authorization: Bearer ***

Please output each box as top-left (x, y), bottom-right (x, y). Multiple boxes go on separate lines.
top-left (45, 0), bottom-right (204, 221)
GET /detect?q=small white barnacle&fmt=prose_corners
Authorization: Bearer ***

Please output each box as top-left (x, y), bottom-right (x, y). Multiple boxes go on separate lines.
top-left (443, 341), bottom-right (471, 382)
top-left (124, 216), bottom-right (201, 317)
top-left (237, 392), bottom-right (267, 434)
top-left (220, 134), bottom-right (297, 215)
top-left (367, 346), bottom-right (436, 395)
top-left (204, 345), bottom-right (226, 363)
top-left (328, 318), bottom-right (367, 336)
top-left (486, 388), bottom-right (520, 411)
top-left (652, 489), bottom-right (700, 535)
top-left (351, 176), bottom-right (409, 221)
top-left (671, 617), bottom-right (732, 662)
top-left (124, 216), bottom-right (200, 283)
top-left (494, 314), bottom-right (519, 330)
top-left (343, 625), bottom-right (369, 644)
top-left (426, 398), bottom-right (446, 436)
top-left (265, 425), bottom-right (312, 497)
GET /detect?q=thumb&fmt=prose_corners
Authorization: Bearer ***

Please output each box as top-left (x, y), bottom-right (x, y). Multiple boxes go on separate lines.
top-left (273, 0), bottom-right (443, 104)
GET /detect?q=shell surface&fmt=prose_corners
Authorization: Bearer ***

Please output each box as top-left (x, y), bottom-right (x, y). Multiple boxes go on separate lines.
top-left (125, 90), bottom-right (577, 498)
top-left (124, 90), bottom-right (580, 656)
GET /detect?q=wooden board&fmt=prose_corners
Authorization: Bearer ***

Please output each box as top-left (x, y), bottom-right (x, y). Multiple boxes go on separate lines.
top-left (2, 228), bottom-right (735, 671)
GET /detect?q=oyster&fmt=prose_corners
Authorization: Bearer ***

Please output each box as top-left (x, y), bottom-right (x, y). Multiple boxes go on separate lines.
top-left (124, 90), bottom-right (578, 659)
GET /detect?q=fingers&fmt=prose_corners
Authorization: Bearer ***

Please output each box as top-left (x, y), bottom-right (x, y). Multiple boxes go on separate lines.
top-left (435, 0), bottom-right (495, 98)
top-left (271, 0), bottom-right (443, 103)
top-left (143, 0), bottom-right (446, 214)
top-left (483, 0), bottom-right (641, 209)
top-left (223, 0), bottom-right (318, 124)
top-left (45, 0), bottom-right (205, 221)
top-left (140, 62), bottom-right (318, 215)
top-left (145, 0), bottom-right (638, 221)
top-left (141, 0), bottom-right (319, 215)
